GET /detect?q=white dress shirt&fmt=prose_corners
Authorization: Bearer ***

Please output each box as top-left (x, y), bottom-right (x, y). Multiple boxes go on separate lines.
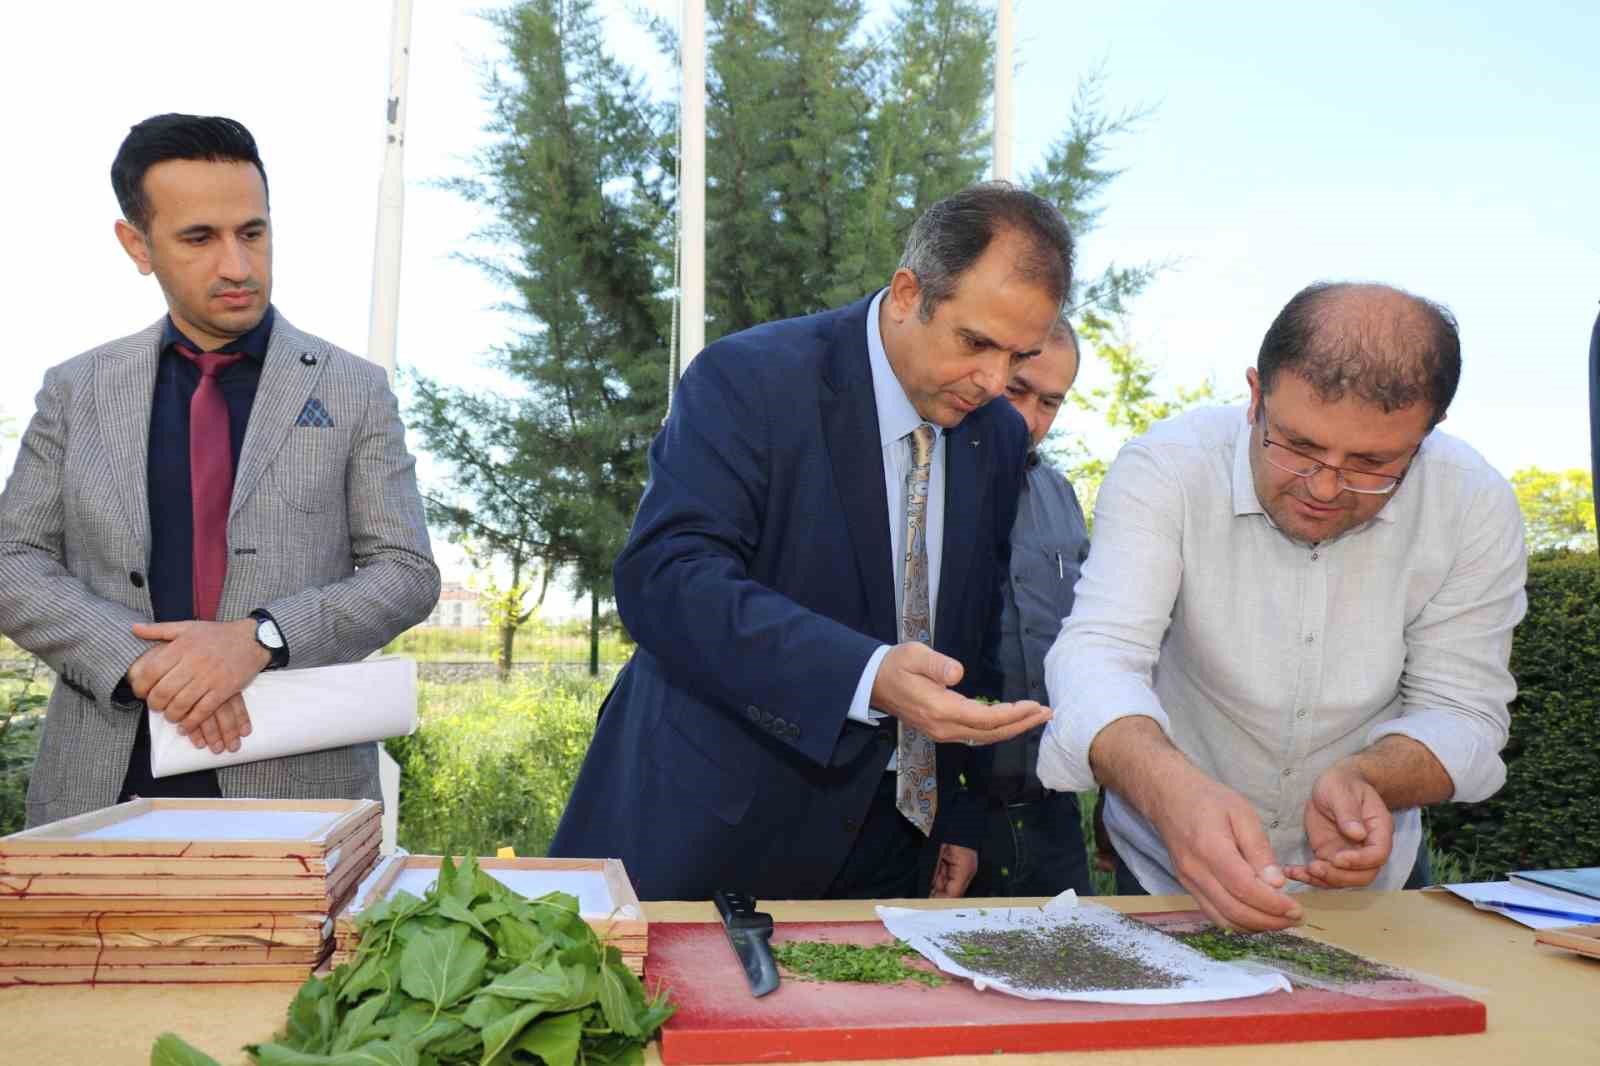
top-left (846, 289), bottom-right (945, 749)
top-left (1038, 405), bottom-right (1527, 892)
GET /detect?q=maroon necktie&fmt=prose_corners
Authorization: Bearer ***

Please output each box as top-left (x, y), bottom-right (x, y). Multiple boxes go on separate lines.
top-left (175, 341), bottom-right (245, 621)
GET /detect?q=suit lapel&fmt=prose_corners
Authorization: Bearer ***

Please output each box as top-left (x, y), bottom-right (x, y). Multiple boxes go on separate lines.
top-left (231, 317), bottom-right (328, 517)
top-left (94, 322), bottom-right (163, 558)
top-left (934, 415), bottom-right (986, 650)
top-left (821, 299), bottom-right (897, 645)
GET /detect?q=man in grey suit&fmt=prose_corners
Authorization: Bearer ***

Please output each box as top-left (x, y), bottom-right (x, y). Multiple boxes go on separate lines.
top-left (0, 113), bottom-right (440, 828)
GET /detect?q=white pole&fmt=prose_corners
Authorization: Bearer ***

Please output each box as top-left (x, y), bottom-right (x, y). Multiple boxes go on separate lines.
top-left (993, 0), bottom-right (1014, 181)
top-left (367, 0), bottom-right (414, 381)
top-left (678, 0), bottom-right (706, 379)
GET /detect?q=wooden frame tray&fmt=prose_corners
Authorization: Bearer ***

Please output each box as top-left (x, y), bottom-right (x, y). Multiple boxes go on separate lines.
top-left (0, 960), bottom-right (321, 986)
top-left (0, 798), bottom-right (380, 859)
top-left (0, 925), bottom-right (328, 950)
top-left (1535, 924), bottom-right (1600, 959)
top-left (0, 822), bottom-right (380, 900)
top-left (337, 855), bottom-right (645, 942)
top-left (0, 837), bottom-right (378, 916)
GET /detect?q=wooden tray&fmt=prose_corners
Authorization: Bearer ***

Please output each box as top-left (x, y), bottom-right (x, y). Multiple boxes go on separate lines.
top-left (0, 822), bottom-right (380, 900)
top-left (0, 943), bottom-right (325, 966)
top-left (646, 916), bottom-right (1486, 1063)
top-left (0, 837), bottom-right (378, 916)
top-left (337, 855), bottom-right (645, 942)
top-left (1535, 924), bottom-right (1600, 959)
top-left (0, 960), bottom-right (322, 986)
top-left (0, 911), bottom-right (331, 935)
top-left (0, 798), bottom-right (380, 859)
top-left (0, 925), bottom-right (328, 950)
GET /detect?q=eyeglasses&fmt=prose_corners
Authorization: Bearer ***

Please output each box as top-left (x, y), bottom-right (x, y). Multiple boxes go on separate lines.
top-left (1257, 403), bottom-right (1420, 496)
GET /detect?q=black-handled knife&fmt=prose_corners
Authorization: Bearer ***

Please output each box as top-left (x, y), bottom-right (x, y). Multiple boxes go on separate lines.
top-left (713, 889), bottom-right (780, 997)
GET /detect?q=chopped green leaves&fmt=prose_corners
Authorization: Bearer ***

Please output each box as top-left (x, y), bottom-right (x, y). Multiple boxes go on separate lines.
top-left (771, 938), bottom-right (943, 988)
top-left (156, 855), bottom-right (672, 1066)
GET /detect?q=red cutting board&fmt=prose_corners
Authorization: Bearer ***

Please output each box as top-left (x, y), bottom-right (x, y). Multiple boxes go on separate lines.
top-left (645, 913), bottom-right (1485, 1063)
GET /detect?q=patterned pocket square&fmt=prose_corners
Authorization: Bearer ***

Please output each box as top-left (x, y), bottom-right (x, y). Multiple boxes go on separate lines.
top-left (295, 397), bottom-right (334, 428)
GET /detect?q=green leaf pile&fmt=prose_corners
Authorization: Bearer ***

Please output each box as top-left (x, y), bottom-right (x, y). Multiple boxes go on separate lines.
top-left (152, 855), bottom-right (673, 1066)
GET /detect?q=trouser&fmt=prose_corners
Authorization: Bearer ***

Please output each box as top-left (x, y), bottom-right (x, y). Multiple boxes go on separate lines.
top-left (967, 790), bottom-right (1092, 898)
top-left (824, 772), bottom-right (924, 900)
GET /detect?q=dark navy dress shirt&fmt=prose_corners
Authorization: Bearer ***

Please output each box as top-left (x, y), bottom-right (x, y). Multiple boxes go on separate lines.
top-left (119, 307), bottom-right (276, 801)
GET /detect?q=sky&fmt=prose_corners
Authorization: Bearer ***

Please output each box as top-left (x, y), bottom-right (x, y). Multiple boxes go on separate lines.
top-left (1, 0), bottom-right (1595, 603)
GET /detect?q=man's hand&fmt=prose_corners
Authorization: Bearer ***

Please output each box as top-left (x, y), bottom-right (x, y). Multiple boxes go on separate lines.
top-left (1149, 767), bottom-right (1304, 931)
top-left (1284, 762), bottom-right (1394, 889)
top-left (870, 642), bottom-right (1050, 745)
top-left (180, 694), bottom-right (254, 755)
top-left (929, 844), bottom-right (978, 899)
top-left (1089, 717), bottom-right (1302, 931)
top-left (128, 620), bottom-right (268, 750)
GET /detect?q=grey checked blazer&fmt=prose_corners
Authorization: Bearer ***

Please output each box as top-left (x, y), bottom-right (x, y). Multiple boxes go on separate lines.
top-left (0, 315), bottom-right (441, 827)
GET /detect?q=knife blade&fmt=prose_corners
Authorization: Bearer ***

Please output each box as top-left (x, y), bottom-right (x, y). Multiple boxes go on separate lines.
top-left (713, 889), bottom-right (780, 997)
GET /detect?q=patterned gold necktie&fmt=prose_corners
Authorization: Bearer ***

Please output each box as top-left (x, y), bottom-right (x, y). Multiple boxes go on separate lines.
top-left (896, 424), bottom-right (939, 834)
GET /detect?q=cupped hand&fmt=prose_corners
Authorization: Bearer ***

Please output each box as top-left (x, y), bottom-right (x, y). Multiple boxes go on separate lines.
top-left (870, 642), bottom-right (1050, 746)
top-left (1283, 762), bottom-right (1393, 889)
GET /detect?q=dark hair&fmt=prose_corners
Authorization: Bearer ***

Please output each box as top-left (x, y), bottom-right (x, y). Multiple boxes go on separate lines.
top-left (111, 113), bottom-right (268, 231)
top-left (899, 182), bottom-right (1075, 320)
top-left (1048, 314), bottom-right (1079, 352)
top-left (1257, 281), bottom-right (1461, 424)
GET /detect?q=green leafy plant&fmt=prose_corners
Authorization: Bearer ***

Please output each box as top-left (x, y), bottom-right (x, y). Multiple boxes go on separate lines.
top-left (386, 674), bottom-right (606, 858)
top-left (152, 855), bottom-right (673, 1065)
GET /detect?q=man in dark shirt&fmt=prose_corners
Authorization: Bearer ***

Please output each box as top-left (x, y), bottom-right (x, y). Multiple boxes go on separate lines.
top-left (0, 114), bottom-right (439, 826)
top-left (969, 318), bottom-right (1093, 897)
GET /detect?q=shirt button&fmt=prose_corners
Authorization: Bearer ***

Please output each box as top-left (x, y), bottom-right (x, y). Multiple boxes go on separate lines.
top-left (1304, 633), bottom-right (1316, 645)
top-left (1310, 551), bottom-right (1320, 561)
top-left (1296, 709), bottom-right (1307, 719)
top-left (1282, 768), bottom-right (1294, 777)
top-left (1270, 819), bottom-right (1281, 829)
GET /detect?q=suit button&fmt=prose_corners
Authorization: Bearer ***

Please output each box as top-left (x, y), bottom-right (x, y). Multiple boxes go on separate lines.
top-left (129, 571), bottom-right (146, 588)
top-left (844, 816), bottom-right (860, 833)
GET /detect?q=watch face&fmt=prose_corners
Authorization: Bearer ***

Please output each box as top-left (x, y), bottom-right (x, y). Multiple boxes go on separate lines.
top-left (257, 619), bottom-right (285, 649)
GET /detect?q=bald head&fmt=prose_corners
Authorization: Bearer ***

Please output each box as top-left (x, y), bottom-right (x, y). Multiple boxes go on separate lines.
top-left (1257, 282), bottom-right (1461, 425)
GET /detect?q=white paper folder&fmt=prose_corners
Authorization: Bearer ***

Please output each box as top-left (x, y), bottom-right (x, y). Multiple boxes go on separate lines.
top-left (149, 656), bottom-right (418, 778)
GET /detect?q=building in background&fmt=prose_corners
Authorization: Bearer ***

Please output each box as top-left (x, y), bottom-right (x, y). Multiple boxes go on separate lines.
top-left (424, 581), bottom-right (485, 628)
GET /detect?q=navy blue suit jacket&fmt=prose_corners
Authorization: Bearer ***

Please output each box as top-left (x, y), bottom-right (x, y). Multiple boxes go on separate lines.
top-left (550, 294), bottom-right (1030, 900)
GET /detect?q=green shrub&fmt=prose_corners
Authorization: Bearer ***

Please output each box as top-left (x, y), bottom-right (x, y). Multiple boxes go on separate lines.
top-left (386, 671), bottom-right (611, 857)
top-left (1429, 551), bottom-right (1600, 876)
top-left (0, 657), bottom-right (49, 835)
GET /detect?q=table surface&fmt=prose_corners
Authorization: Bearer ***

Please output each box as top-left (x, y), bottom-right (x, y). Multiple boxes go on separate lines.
top-left (8, 889), bottom-right (1596, 1065)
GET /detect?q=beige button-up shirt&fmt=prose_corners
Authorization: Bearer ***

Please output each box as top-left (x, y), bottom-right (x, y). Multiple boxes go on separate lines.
top-left (1038, 405), bottom-right (1527, 892)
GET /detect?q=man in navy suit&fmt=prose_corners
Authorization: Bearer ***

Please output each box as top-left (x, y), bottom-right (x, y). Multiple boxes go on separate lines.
top-left (551, 184), bottom-right (1072, 901)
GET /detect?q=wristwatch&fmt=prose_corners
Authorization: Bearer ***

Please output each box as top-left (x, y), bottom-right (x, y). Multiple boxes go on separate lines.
top-left (249, 609), bottom-right (290, 670)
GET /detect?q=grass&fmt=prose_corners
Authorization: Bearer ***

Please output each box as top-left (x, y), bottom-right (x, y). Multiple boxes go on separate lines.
top-left (382, 624), bottom-right (632, 664)
top-left (386, 671), bottom-right (612, 857)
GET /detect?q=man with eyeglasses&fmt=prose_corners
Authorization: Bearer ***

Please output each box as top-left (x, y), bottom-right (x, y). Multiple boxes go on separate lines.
top-left (1037, 282), bottom-right (1527, 931)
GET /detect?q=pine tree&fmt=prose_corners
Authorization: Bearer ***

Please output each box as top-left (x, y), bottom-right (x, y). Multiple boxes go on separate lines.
top-left (411, 0), bottom-right (671, 673)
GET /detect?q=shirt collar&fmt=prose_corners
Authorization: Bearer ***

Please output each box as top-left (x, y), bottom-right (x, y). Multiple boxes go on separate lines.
top-left (1231, 404), bottom-right (1401, 527)
top-left (161, 304), bottom-right (276, 364)
top-left (866, 288), bottom-right (941, 449)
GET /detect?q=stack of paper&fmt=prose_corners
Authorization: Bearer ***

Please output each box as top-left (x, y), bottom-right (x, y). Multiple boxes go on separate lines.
top-left (0, 798), bottom-right (382, 985)
top-left (330, 855), bottom-right (647, 974)
top-left (1440, 877), bottom-right (1600, 930)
